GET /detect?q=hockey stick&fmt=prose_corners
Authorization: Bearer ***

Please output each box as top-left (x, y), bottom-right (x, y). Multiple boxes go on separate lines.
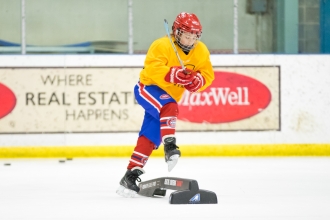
top-left (164, 19), bottom-right (185, 70)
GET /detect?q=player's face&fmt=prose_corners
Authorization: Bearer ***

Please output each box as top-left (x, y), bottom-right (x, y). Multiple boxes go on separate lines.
top-left (179, 31), bottom-right (198, 46)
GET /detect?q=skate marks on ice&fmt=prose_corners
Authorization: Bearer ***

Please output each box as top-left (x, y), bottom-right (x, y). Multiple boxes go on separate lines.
top-left (0, 158), bottom-right (330, 220)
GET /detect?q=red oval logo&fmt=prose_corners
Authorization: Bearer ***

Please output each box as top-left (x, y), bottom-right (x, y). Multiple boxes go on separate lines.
top-left (0, 83), bottom-right (17, 119)
top-left (160, 94), bottom-right (171, 99)
top-left (178, 71), bottom-right (271, 123)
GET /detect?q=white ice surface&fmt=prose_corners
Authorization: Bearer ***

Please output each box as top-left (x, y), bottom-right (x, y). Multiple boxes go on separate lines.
top-left (0, 157), bottom-right (330, 220)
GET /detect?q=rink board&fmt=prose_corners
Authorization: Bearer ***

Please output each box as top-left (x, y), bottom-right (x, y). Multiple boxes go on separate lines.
top-left (0, 55), bottom-right (330, 158)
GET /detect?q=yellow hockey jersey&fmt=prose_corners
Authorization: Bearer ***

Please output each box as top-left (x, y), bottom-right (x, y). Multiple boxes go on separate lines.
top-left (139, 36), bottom-right (214, 102)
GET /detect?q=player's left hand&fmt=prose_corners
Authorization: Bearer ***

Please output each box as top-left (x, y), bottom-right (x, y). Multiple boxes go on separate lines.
top-left (184, 72), bottom-right (205, 92)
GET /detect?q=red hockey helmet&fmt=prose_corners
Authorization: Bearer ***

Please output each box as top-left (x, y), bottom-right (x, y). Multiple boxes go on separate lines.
top-left (172, 12), bottom-right (202, 37)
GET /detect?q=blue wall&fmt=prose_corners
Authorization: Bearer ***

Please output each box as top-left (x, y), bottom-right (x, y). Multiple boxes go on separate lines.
top-left (321, 0), bottom-right (330, 53)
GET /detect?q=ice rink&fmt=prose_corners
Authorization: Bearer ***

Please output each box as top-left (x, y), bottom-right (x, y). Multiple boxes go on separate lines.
top-left (1, 157), bottom-right (330, 220)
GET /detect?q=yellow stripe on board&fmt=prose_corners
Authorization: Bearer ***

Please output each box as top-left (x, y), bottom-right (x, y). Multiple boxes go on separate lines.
top-left (0, 144), bottom-right (330, 158)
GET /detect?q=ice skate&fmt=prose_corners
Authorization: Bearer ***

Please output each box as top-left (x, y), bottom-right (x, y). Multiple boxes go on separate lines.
top-left (116, 167), bottom-right (145, 198)
top-left (163, 136), bottom-right (181, 172)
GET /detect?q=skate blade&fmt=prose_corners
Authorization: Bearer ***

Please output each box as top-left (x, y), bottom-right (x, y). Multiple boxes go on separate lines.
top-left (167, 154), bottom-right (180, 172)
top-left (116, 185), bottom-right (138, 198)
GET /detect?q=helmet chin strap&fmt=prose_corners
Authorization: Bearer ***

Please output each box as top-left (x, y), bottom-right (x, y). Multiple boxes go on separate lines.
top-left (174, 32), bottom-right (194, 53)
top-left (174, 39), bottom-right (194, 53)
top-left (180, 44), bottom-right (193, 53)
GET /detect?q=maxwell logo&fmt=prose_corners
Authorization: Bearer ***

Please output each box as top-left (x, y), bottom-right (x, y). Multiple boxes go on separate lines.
top-left (0, 83), bottom-right (17, 119)
top-left (178, 71), bottom-right (271, 123)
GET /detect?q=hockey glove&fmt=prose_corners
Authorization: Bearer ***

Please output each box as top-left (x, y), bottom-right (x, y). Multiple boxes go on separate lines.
top-left (165, 66), bottom-right (195, 86)
top-left (184, 72), bottom-right (205, 93)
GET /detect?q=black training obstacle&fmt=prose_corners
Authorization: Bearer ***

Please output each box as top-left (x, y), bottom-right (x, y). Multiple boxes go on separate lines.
top-left (138, 177), bottom-right (217, 204)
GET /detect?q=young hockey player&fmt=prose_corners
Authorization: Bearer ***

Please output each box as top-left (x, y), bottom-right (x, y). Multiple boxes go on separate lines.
top-left (117, 12), bottom-right (215, 197)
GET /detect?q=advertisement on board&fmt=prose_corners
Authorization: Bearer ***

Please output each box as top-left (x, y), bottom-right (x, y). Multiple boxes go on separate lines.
top-left (0, 66), bottom-right (279, 133)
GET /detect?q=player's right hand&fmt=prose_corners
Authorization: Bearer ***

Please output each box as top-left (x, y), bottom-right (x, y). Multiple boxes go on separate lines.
top-left (164, 66), bottom-right (195, 85)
